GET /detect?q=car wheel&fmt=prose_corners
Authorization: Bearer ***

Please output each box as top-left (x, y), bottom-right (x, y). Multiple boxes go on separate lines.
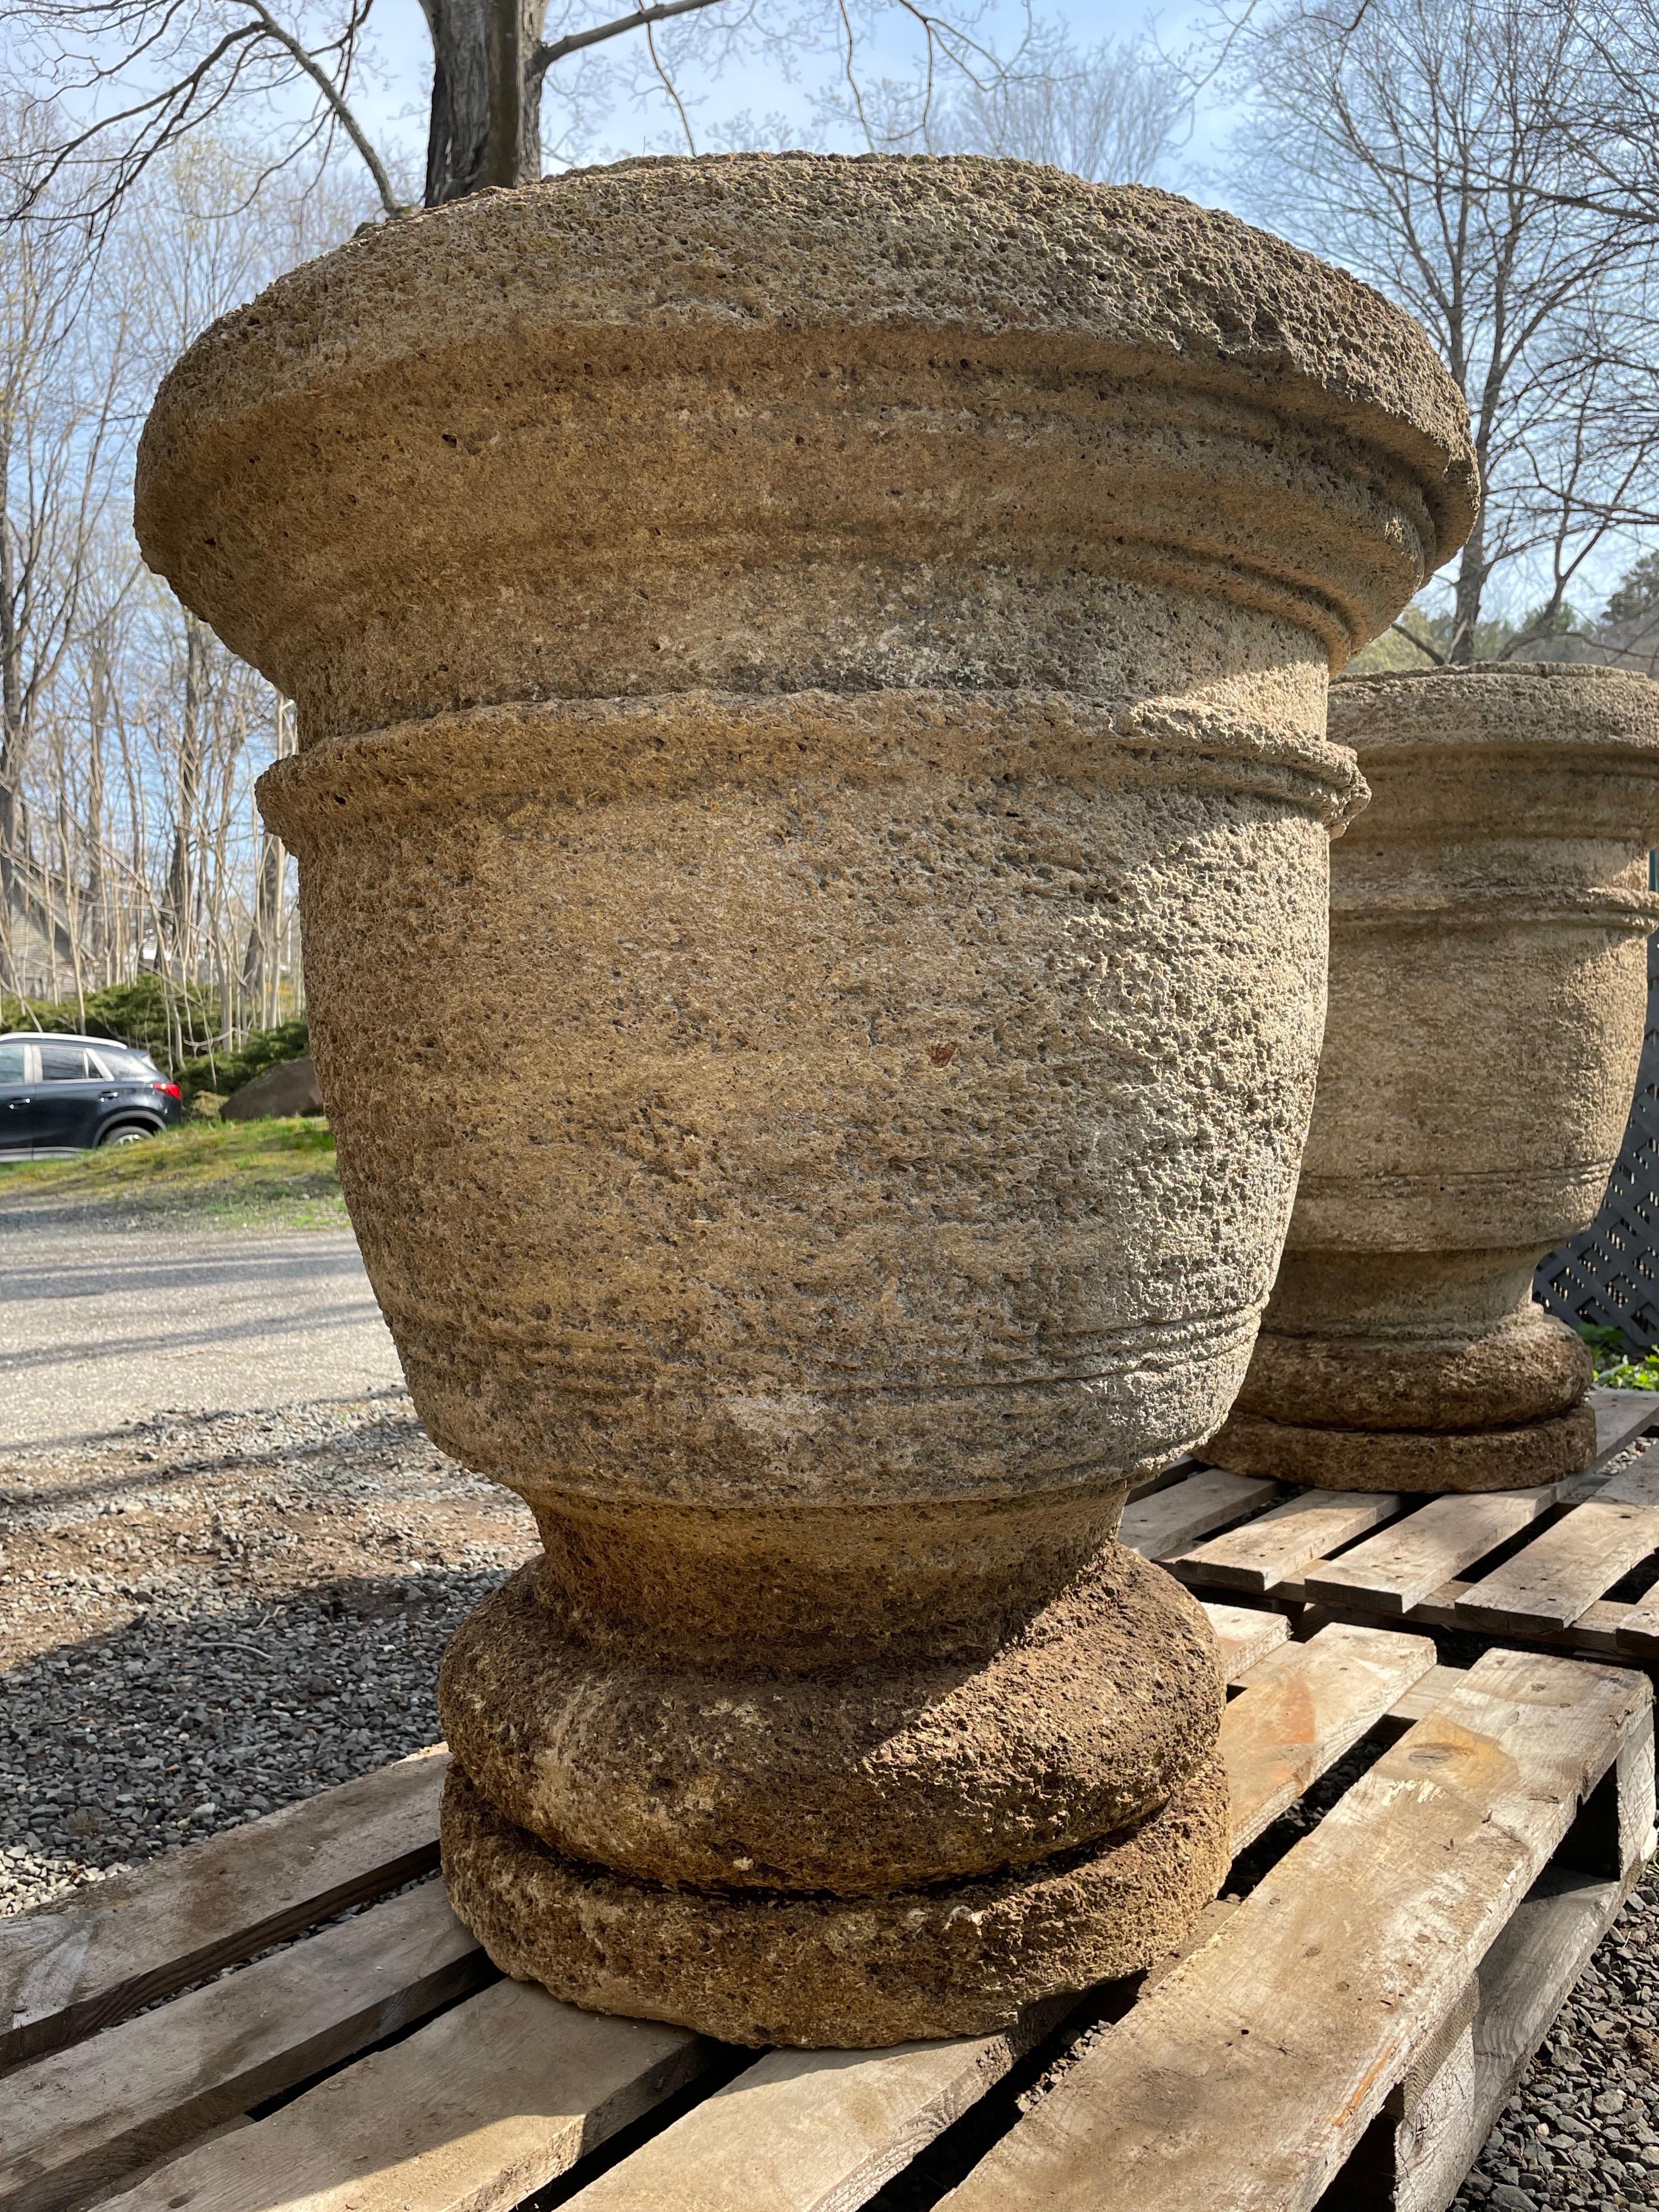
top-left (100, 1124), bottom-right (157, 1147)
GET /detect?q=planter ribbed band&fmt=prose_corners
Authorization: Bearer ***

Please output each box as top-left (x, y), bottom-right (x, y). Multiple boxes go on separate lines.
top-left (135, 156), bottom-right (1474, 2046)
top-left (1211, 663), bottom-right (1659, 1494)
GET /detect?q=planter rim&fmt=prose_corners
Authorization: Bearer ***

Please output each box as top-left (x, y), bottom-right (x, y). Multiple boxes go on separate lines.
top-left (1330, 660), bottom-right (1659, 758)
top-left (135, 154), bottom-right (1476, 570)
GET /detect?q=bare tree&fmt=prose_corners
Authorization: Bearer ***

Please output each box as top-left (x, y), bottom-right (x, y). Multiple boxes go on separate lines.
top-left (0, 138), bottom-right (128, 992)
top-left (2, 0), bottom-right (1016, 223)
top-left (1211, 0), bottom-right (1659, 663)
top-left (241, 687), bottom-right (292, 1020)
top-left (2, 139), bottom-right (346, 1025)
top-left (919, 25), bottom-right (1183, 182)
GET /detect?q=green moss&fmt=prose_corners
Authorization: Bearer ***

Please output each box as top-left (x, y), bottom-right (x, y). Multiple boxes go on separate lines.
top-left (0, 1119), bottom-right (345, 1230)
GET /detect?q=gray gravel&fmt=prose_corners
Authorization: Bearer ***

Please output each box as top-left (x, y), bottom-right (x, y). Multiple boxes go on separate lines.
top-left (0, 1388), bottom-right (535, 1913)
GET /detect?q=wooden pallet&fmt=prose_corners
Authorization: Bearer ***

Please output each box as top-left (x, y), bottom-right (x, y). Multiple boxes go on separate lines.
top-left (1135, 1386), bottom-right (1659, 1667)
top-left (2, 1614), bottom-right (1651, 2212)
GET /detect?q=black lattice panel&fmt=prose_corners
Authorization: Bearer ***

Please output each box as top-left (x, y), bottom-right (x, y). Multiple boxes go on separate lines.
top-left (1536, 932), bottom-right (1659, 1352)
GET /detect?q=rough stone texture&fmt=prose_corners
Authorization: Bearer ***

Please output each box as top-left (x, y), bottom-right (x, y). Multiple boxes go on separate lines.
top-left (135, 155), bottom-right (1473, 2042)
top-left (439, 1752), bottom-right (1233, 2049)
top-left (1212, 663), bottom-right (1659, 1493)
top-left (439, 1545), bottom-right (1224, 1895)
top-left (219, 1056), bottom-right (323, 1121)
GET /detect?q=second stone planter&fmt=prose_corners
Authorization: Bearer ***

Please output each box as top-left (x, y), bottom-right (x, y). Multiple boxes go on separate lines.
top-left (1211, 663), bottom-right (1659, 1493)
top-left (135, 156), bottom-right (1473, 2045)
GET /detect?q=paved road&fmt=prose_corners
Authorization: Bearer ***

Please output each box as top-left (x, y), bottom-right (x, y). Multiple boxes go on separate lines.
top-left (0, 1222), bottom-right (405, 1452)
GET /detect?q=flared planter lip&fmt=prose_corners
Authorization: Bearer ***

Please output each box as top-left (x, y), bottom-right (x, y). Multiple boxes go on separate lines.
top-left (1331, 660), bottom-right (1659, 764)
top-left (133, 156), bottom-right (1477, 731)
top-left (138, 155), bottom-right (1476, 539)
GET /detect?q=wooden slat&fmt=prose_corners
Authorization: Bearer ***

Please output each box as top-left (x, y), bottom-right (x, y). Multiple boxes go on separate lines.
top-left (1590, 1387), bottom-right (1659, 1467)
top-left (0, 1881), bottom-right (487, 2212)
top-left (1301, 1488), bottom-right (1558, 1618)
top-left (0, 1747), bottom-right (448, 2071)
top-left (1596, 1442), bottom-right (1659, 1506)
top-left (1455, 1496), bottom-right (1659, 1634)
top-left (1473, 1863), bottom-right (1635, 2105)
top-left (1174, 1489), bottom-right (1401, 1594)
top-left (1221, 1625), bottom-right (1437, 1852)
top-left (941, 1648), bottom-right (1650, 2212)
top-left (1121, 1471), bottom-right (1280, 1561)
top-left (563, 2001), bottom-right (1077, 2212)
top-left (1199, 1601), bottom-right (1291, 1682)
top-left (1375, 1665), bottom-right (1468, 1737)
top-left (1339, 1863), bottom-right (1638, 2212)
top-left (1615, 1595), bottom-right (1659, 1657)
top-left (91, 1980), bottom-right (715, 2212)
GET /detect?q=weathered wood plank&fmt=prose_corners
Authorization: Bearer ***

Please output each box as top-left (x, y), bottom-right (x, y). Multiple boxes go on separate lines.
top-left (1472, 1864), bottom-right (1637, 2120)
top-left (1590, 1388), bottom-right (1659, 1468)
top-left (1595, 1442), bottom-right (1659, 1506)
top-left (1174, 1489), bottom-right (1401, 1594)
top-left (941, 1649), bottom-right (1650, 2212)
top-left (1121, 1472), bottom-right (1280, 1562)
top-left (1221, 1625), bottom-right (1437, 1852)
top-left (1384, 1583), bottom-right (1633, 1657)
top-left (1302, 1489), bottom-right (1558, 1619)
top-left (1455, 1498), bottom-right (1659, 1633)
top-left (564, 2003), bottom-right (1078, 2212)
top-left (91, 1980), bottom-right (715, 2212)
top-left (1326, 1862), bottom-right (1639, 2212)
top-left (1198, 1601), bottom-right (1290, 1683)
top-left (1374, 1666), bottom-right (1469, 1739)
top-left (0, 1880), bottom-right (486, 2212)
top-left (1615, 1593), bottom-right (1659, 1657)
top-left (0, 1747), bottom-right (448, 2071)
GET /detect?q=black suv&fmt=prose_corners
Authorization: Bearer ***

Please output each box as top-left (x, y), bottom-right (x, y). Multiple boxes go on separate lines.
top-left (0, 1033), bottom-right (184, 1156)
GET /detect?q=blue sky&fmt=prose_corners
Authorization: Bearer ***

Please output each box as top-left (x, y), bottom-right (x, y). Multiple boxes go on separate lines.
top-left (345, 0), bottom-right (1234, 193)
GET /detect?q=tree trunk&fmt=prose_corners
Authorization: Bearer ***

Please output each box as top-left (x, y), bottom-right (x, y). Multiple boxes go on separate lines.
top-left (1449, 514), bottom-right (1488, 666)
top-left (86, 636), bottom-right (107, 982)
top-left (420, 0), bottom-right (550, 205)
top-left (242, 695), bottom-right (294, 1021)
top-left (163, 612), bottom-right (208, 963)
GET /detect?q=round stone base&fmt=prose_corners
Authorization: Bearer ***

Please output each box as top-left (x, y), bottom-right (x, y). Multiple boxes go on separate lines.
top-left (440, 1754), bottom-right (1231, 2049)
top-left (438, 1545), bottom-right (1225, 1895)
top-left (1206, 1400), bottom-right (1597, 1493)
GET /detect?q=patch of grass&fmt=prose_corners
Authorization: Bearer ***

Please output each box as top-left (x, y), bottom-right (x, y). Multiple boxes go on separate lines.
top-left (0, 1119), bottom-right (345, 1230)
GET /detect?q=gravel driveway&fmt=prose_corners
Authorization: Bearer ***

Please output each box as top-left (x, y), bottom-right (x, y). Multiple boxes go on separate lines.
top-left (0, 1216), bottom-right (1656, 2209)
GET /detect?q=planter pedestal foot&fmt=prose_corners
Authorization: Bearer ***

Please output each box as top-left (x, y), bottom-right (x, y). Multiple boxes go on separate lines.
top-left (440, 1753), bottom-right (1232, 2051)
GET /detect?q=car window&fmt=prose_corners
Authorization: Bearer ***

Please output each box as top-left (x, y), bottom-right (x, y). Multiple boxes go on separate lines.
top-left (0, 1043), bottom-right (25, 1082)
top-left (39, 1043), bottom-right (93, 1081)
top-left (104, 1048), bottom-right (157, 1078)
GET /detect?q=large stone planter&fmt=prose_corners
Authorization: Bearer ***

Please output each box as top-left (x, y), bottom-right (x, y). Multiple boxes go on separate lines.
top-left (1211, 664), bottom-right (1659, 1493)
top-left (135, 156), bottom-right (1473, 2046)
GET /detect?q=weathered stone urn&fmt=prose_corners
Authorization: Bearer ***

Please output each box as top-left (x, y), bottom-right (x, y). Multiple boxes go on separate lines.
top-left (1211, 663), bottom-right (1659, 1494)
top-left (134, 156), bottom-right (1474, 2046)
